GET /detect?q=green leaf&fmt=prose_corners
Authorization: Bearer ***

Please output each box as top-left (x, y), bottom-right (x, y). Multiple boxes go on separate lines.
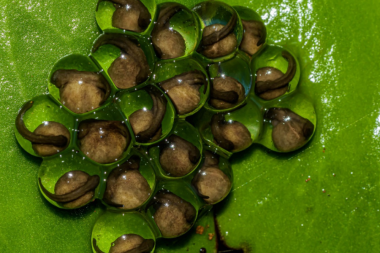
top-left (1, 0), bottom-right (380, 252)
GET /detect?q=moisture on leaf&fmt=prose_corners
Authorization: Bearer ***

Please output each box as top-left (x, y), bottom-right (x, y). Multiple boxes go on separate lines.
top-left (211, 114), bottom-right (251, 152)
top-left (78, 120), bottom-right (130, 164)
top-left (51, 69), bottom-right (111, 114)
top-left (159, 135), bottom-right (201, 177)
top-left (103, 156), bottom-right (151, 210)
top-left (255, 50), bottom-right (296, 100)
top-left (159, 70), bottom-right (206, 115)
top-left (192, 151), bottom-right (231, 204)
top-left (16, 101), bottom-right (70, 156)
top-left (240, 20), bottom-right (266, 56)
top-left (39, 171), bottom-right (100, 208)
top-left (152, 3), bottom-right (186, 59)
top-left (199, 11), bottom-right (237, 59)
top-left (152, 191), bottom-right (196, 237)
top-left (129, 89), bottom-right (167, 143)
top-left (265, 108), bottom-right (314, 152)
top-left (92, 34), bottom-right (150, 89)
top-left (210, 76), bottom-right (245, 109)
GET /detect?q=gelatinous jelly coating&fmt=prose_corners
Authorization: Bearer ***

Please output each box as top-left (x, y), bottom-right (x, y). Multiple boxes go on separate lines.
top-left (103, 157), bottom-right (151, 210)
top-left (106, 0), bottom-right (151, 32)
top-left (129, 90), bottom-right (166, 143)
top-left (255, 51), bottom-right (296, 100)
top-left (265, 108), bottom-right (314, 152)
top-left (92, 34), bottom-right (150, 89)
top-left (51, 70), bottom-right (110, 114)
top-left (53, 170), bottom-right (96, 208)
top-left (159, 135), bottom-right (201, 177)
top-left (210, 76), bottom-right (245, 109)
top-left (152, 3), bottom-right (186, 59)
top-left (211, 114), bottom-right (252, 152)
top-left (15, 101), bottom-right (70, 156)
top-left (201, 24), bottom-right (237, 59)
top-left (153, 192), bottom-right (196, 237)
top-left (78, 120), bottom-right (130, 164)
top-left (240, 20), bottom-right (266, 56)
top-left (32, 122), bottom-right (71, 156)
top-left (193, 152), bottom-right (231, 204)
top-left (159, 70), bottom-right (206, 115)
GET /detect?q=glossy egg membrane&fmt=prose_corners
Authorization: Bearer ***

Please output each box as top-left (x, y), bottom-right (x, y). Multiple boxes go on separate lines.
top-left (193, 1), bottom-right (243, 63)
top-left (151, 2), bottom-right (200, 60)
top-left (95, 0), bottom-right (156, 35)
top-left (91, 33), bottom-right (156, 91)
top-left (152, 57), bottom-right (210, 118)
top-left (13, 0), bottom-right (317, 251)
top-left (205, 51), bottom-right (252, 112)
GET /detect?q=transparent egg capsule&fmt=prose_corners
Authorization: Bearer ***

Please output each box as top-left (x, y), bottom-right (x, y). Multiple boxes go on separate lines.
top-left (116, 85), bottom-right (175, 145)
top-left (95, 0), bottom-right (156, 35)
top-left (148, 120), bottom-right (203, 178)
top-left (76, 104), bottom-right (133, 165)
top-left (146, 182), bottom-right (200, 238)
top-left (194, 99), bottom-right (262, 156)
top-left (91, 33), bottom-right (155, 91)
top-left (14, 95), bottom-right (74, 158)
top-left (151, 2), bottom-right (200, 60)
top-left (251, 45), bottom-right (300, 102)
top-left (234, 6), bottom-right (267, 57)
top-left (205, 51), bottom-right (252, 112)
top-left (48, 55), bottom-right (113, 115)
top-left (100, 150), bottom-right (156, 211)
top-left (152, 58), bottom-right (210, 118)
top-left (38, 151), bottom-right (101, 209)
top-left (92, 211), bottom-right (156, 253)
top-left (192, 150), bottom-right (233, 205)
top-left (192, 1), bottom-right (243, 62)
top-left (257, 92), bottom-right (316, 153)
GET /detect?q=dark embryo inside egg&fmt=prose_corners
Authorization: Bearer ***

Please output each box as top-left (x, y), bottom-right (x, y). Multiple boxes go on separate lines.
top-left (159, 135), bottom-right (201, 177)
top-left (103, 156), bottom-right (151, 209)
top-left (93, 234), bottom-right (154, 253)
top-left (152, 191), bottom-right (196, 237)
top-left (92, 34), bottom-right (150, 89)
top-left (51, 69), bottom-right (111, 114)
top-left (240, 19), bottom-right (266, 56)
top-left (265, 108), bottom-right (314, 152)
top-left (152, 3), bottom-right (186, 59)
top-left (129, 89), bottom-right (167, 143)
top-left (210, 76), bottom-right (245, 109)
top-left (159, 70), bottom-right (207, 115)
top-left (255, 50), bottom-right (296, 100)
top-left (39, 170), bottom-right (100, 208)
top-left (192, 151), bottom-right (231, 204)
top-left (211, 114), bottom-right (251, 152)
top-left (16, 101), bottom-right (70, 156)
top-left (199, 11), bottom-right (237, 59)
top-left (78, 120), bottom-right (130, 164)
top-left (99, 0), bottom-right (151, 32)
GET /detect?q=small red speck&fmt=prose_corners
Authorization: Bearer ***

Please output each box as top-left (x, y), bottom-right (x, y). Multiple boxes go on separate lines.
top-left (305, 178), bottom-right (311, 182)
top-left (322, 148), bottom-right (326, 153)
top-left (333, 173), bottom-right (336, 177)
top-left (322, 190), bottom-right (326, 193)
